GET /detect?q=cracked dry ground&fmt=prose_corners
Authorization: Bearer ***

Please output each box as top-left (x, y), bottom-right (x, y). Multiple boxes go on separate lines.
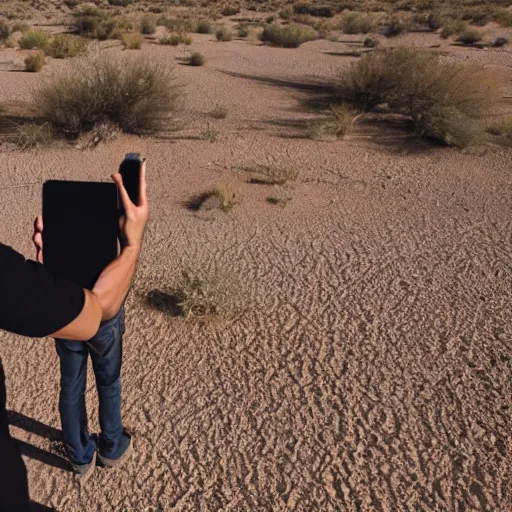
top-left (0, 37), bottom-right (511, 512)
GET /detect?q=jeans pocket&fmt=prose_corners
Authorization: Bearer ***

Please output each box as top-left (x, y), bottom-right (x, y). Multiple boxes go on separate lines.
top-left (87, 317), bottom-right (118, 357)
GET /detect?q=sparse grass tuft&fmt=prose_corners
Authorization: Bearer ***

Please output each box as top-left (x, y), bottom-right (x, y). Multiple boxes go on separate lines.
top-left (215, 26), bottom-right (232, 41)
top-left (15, 122), bottom-right (53, 148)
top-left (210, 104), bottom-right (228, 119)
top-left (35, 55), bottom-right (179, 138)
top-left (488, 119), bottom-right (512, 142)
top-left (189, 52), bottom-right (205, 66)
top-left (440, 21), bottom-right (468, 39)
top-left (309, 104), bottom-right (354, 140)
top-left (338, 47), bottom-right (499, 147)
top-left (173, 266), bottom-right (243, 320)
top-left (160, 33), bottom-right (192, 45)
top-left (122, 33), bottom-right (143, 49)
top-left (201, 124), bottom-right (219, 142)
top-left (260, 23), bottom-right (317, 48)
top-left (140, 16), bottom-right (156, 35)
top-left (157, 17), bottom-right (195, 33)
top-left (46, 34), bottom-right (87, 58)
top-left (341, 12), bottom-right (374, 34)
top-left (196, 20), bottom-right (212, 33)
top-left (456, 28), bottom-right (482, 45)
top-left (247, 165), bottom-right (299, 185)
top-left (19, 29), bottom-right (50, 50)
top-left (24, 51), bottom-right (45, 72)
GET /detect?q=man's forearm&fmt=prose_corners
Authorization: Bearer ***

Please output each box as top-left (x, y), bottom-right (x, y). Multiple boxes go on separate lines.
top-left (92, 245), bottom-right (141, 321)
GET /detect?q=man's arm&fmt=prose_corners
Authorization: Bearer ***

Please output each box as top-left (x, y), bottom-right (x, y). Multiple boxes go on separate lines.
top-left (33, 161), bottom-right (149, 339)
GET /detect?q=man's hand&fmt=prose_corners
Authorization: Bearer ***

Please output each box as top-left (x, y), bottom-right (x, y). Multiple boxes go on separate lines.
top-left (111, 159), bottom-right (149, 250)
top-left (33, 215), bottom-right (44, 264)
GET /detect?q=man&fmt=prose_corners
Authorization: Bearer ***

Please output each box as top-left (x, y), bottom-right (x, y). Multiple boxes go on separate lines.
top-left (0, 163), bottom-right (149, 510)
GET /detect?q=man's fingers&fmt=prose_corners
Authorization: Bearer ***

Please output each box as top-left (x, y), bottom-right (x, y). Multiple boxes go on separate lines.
top-left (33, 232), bottom-right (43, 263)
top-left (139, 159), bottom-right (147, 207)
top-left (112, 172), bottom-right (133, 211)
top-left (36, 215), bottom-right (43, 232)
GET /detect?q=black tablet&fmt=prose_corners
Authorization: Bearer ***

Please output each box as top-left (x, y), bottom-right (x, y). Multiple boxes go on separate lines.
top-left (42, 181), bottom-right (119, 290)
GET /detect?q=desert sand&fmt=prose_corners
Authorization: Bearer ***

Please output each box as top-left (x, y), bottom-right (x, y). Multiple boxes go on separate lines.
top-left (0, 13), bottom-right (511, 512)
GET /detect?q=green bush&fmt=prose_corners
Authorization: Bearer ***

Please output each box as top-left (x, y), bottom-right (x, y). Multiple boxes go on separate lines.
top-left (35, 55), bottom-right (179, 137)
top-left (215, 26), bottom-right (232, 41)
top-left (339, 47), bottom-right (500, 147)
top-left (24, 51), bottom-right (45, 72)
top-left (341, 12), bottom-right (374, 34)
top-left (46, 34), bottom-right (87, 58)
top-left (189, 52), bottom-right (205, 66)
top-left (196, 20), bottom-right (212, 33)
top-left (140, 16), bottom-right (156, 35)
top-left (160, 33), bottom-right (192, 45)
top-left (19, 29), bottom-right (50, 50)
top-left (456, 28), bottom-right (482, 45)
top-left (260, 23), bottom-right (317, 48)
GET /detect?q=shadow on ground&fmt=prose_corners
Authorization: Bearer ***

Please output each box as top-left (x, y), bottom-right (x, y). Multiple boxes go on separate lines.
top-left (8, 411), bottom-right (70, 472)
top-left (145, 290), bottom-right (183, 317)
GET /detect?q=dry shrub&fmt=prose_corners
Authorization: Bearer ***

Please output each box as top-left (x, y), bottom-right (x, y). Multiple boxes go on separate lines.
top-left (46, 34), bottom-right (87, 58)
top-left (488, 119), bottom-right (512, 142)
top-left (35, 55), bottom-right (179, 138)
top-left (157, 17), bottom-right (195, 33)
top-left (210, 104), bottom-right (228, 119)
top-left (495, 9), bottom-right (512, 27)
top-left (247, 165), bottom-right (298, 185)
top-left (493, 36), bottom-right (509, 47)
top-left (19, 29), bottom-right (50, 50)
top-left (456, 27), bottom-right (482, 45)
top-left (140, 16), bottom-right (156, 35)
top-left (293, 3), bottom-right (333, 18)
top-left (189, 52), bottom-right (205, 66)
top-left (185, 186), bottom-right (236, 212)
top-left (363, 36), bottom-right (378, 47)
top-left (122, 33), bottom-right (143, 49)
top-left (0, 21), bottom-right (10, 41)
top-left (260, 23), bottom-right (317, 47)
top-left (196, 20), bottom-right (212, 33)
top-left (15, 123), bottom-right (53, 148)
top-left (341, 12), bottom-right (374, 34)
top-left (309, 104), bottom-right (354, 140)
top-left (24, 51), bottom-right (45, 72)
top-left (215, 26), bottom-right (232, 41)
top-left (440, 20), bottom-right (468, 39)
top-left (237, 24), bottom-right (249, 37)
top-left (221, 6), bottom-right (240, 16)
top-left (339, 47), bottom-right (500, 147)
top-left (73, 7), bottom-right (128, 40)
top-left (160, 33), bottom-right (192, 45)
top-left (174, 267), bottom-right (243, 320)
top-left (382, 17), bottom-right (406, 37)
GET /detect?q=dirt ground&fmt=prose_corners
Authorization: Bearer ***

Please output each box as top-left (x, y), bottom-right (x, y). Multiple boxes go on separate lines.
top-left (0, 15), bottom-right (511, 512)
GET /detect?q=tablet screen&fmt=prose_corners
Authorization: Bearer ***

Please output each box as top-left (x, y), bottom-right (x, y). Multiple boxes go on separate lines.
top-left (42, 181), bottom-right (119, 290)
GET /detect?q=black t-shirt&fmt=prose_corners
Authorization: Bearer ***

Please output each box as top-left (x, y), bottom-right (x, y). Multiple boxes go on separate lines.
top-left (0, 242), bottom-right (85, 433)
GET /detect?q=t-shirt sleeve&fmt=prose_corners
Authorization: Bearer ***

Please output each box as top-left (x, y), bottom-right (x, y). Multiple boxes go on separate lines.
top-left (0, 243), bottom-right (85, 338)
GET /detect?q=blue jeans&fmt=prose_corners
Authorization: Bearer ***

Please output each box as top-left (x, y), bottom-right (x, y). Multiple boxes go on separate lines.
top-left (55, 307), bottom-right (125, 465)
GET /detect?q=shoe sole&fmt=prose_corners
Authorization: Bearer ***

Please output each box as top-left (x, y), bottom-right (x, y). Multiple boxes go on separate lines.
top-left (98, 436), bottom-right (133, 469)
top-left (74, 451), bottom-right (96, 486)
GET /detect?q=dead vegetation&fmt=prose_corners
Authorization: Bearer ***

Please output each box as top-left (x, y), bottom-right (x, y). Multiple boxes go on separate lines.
top-left (173, 267), bottom-right (244, 320)
top-left (246, 165), bottom-right (299, 185)
top-left (260, 23), bottom-right (317, 47)
top-left (35, 55), bottom-right (179, 139)
top-left (338, 47), bottom-right (500, 148)
top-left (185, 186), bottom-right (237, 212)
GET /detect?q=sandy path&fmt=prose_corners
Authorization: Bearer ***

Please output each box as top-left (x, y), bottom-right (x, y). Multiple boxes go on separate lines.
top-left (0, 31), bottom-right (511, 511)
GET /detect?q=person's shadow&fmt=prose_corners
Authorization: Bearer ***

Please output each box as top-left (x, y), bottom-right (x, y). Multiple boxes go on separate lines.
top-left (8, 410), bottom-right (69, 511)
top-left (8, 410), bottom-right (70, 472)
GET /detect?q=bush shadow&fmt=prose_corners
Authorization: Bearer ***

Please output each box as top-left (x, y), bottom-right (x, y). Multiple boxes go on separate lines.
top-left (145, 290), bottom-right (182, 317)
